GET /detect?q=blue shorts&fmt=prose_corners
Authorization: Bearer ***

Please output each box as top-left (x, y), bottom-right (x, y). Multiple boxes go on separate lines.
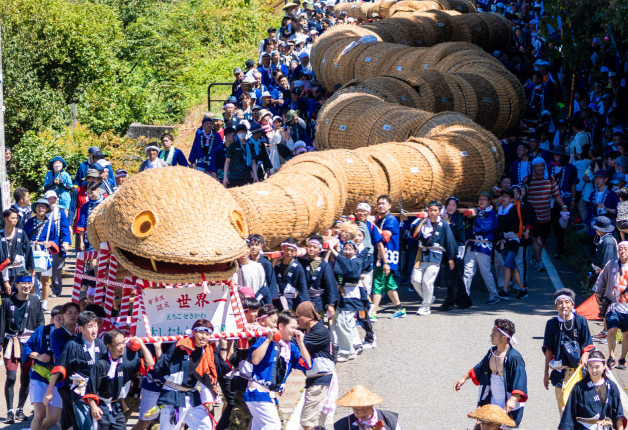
top-left (606, 310), bottom-right (628, 332)
top-left (500, 246), bottom-right (519, 271)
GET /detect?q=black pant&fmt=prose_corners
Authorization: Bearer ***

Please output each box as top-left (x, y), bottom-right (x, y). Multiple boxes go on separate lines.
top-left (94, 402), bottom-right (126, 430)
top-left (58, 385), bottom-right (75, 430)
top-left (356, 307), bottom-right (375, 343)
top-left (226, 178), bottom-right (253, 188)
top-left (443, 257), bottom-right (472, 307)
top-left (551, 204), bottom-right (567, 253)
top-left (216, 375), bottom-right (235, 430)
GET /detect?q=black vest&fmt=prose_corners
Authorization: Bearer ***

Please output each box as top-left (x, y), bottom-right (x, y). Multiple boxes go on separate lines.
top-left (334, 409), bottom-right (399, 430)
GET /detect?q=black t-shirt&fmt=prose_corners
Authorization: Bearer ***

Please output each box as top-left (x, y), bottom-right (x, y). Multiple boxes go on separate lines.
top-left (187, 347), bottom-right (204, 387)
top-left (303, 321), bottom-right (333, 388)
top-left (10, 296), bottom-right (28, 332)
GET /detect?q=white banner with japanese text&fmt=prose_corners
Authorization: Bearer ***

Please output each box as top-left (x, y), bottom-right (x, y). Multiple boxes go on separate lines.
top-left (136, 285), bottom-right (239, 338)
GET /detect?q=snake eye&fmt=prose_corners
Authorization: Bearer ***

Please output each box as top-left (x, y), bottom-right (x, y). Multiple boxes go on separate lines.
top-left (229, 210), bottom-right (248, 239)
top-left (132, 211), bottom-right (158, 239)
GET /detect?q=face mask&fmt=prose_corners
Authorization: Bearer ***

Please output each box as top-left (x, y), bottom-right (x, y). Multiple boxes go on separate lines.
top-left (53, 163), bottom-right (62, 172)
top-left (237, 133), bottom-right (247, 140)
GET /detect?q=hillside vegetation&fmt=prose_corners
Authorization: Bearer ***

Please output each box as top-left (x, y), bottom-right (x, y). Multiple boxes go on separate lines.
top-left (1, 0), bottom-right (276, 146)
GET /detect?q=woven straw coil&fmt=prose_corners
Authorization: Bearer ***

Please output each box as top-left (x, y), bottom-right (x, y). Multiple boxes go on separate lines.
top-left (389, 0), bottom-right (443, 17)
top-left (321, 37), bottom-right (364, 91)
top-left (376, 0), bottom-right (397, 18)
top-left (356, 2), bottom-right (371, 21)
top-left (430, 0), bottom-right (454, 10)
top-left (451, 72), bottom-right (500, 132)
top-left (449, 13), bottom-right (474, 42)
top-left (385, 72), bottom-right (437, 112)
top-left (414, 10), bottom-right (454, 45)
top-left (382, 47), bottom-right (428, 76)
top-left (412, 111), bottom-right (476, 137)
top-left (445, 73), bottom-right (478, 121)
top-left (320, 149), bottom-right (389, 213)
top-left (355, 146), bottom-right (405, 208)
top-left (388, 16), bottom-right (437, 47)
top-left (449, 0), bottom-right (477, 13)
top-left (416, 69), bottom-right (454, 113)
top-left (478, 12), bottom-right (512, 52)
top-left (336, 42), bottom-right (377, 85)
top-left (431, 49), bottom-right (504, 73)
top-left (320, 93), bottom-right (384, 150)
top-left (361, 23), bottom-right (397, 43)
top-left (410, 137), bottom-right (460, 199)
top-left (371, 19), bottom-right (415, 46)
top-left (461, 13), bottom-right (490, 48)
top-left (342, 76), bottom-right (423, 108)
top-left (419, 41), bottom-right (482, 69)
top-left (266, 173), bottom-right (331, 237)
top-left (366, 105), bottom-right (436, 147)
top-left (230, 182), bottom-right (312, 249)
top-left (377, 141), bottom-right (447, 210)
top-left (353, 43), bottom-right (409, 81)
top-left (279, 155), bottom-right (349, 222)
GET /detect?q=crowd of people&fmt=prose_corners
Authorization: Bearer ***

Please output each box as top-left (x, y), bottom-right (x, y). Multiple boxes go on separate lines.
top-left (1, 0), bottom-right (628, 429)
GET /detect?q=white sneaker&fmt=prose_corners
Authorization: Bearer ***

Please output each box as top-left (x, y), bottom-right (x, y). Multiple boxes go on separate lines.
top-left (337, 355), bottom-right (348, 363)
top-left (348, 353), bottom-right (357, 360)
top-left (363, 340), bottom-right (377, 349)
top-left (42, 305), bottom-right (50, 314)
top-left (417, 307), bottom-right (431, 316)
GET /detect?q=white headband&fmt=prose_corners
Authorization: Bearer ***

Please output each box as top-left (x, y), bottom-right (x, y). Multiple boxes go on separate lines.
top-left (357, 203), bottom-right (371, 212)
top-left (619, 241), bottom-right (628, 248)
top-left (587, 358), bottom-right (606, 362)
top-left (193, 326), bottom-right (214, 334)
top-left (280, 242), bottom-right (298, 250)
top-left (495, 326), bottom-right (518, 345)
top-left (308, 239), bottom-right (323, 249)
top-left (554, 294), bottom-right (575, 305)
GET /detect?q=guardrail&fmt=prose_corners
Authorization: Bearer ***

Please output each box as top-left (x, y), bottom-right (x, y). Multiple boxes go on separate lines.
top-left (207, 82), bottom-right (234, 111)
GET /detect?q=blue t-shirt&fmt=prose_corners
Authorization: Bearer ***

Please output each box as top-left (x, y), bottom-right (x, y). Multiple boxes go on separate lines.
top-left (371, 214), bottom-right (400, 271)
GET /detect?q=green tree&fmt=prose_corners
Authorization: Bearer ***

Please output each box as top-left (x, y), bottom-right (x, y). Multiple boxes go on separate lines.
top-left (543, 0), bottom-right (628, 69)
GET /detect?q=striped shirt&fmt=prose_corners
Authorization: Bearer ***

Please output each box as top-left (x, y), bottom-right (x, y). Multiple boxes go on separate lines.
top-left (527, 176), bottom-right (560, 223)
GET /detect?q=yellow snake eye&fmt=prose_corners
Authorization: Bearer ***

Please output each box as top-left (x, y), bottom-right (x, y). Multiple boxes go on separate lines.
top-left (132, 210), bottom-right (158, 239)
top-left (229, 210), bottom-right (248, 239)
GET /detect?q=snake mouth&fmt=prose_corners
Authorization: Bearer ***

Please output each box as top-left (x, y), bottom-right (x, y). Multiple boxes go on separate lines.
top-left (117, 248), bottom-right (233, 274)
top-left (111, 246), bottom-right (238, 282)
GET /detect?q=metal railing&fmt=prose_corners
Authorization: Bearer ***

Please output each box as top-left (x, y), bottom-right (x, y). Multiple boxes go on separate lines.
top-left (207, 82), bottom-right (234, 111)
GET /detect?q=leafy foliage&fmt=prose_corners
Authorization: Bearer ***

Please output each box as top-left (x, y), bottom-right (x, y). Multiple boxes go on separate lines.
top-left (1, 0), bottom-right (276, 147)
top-left (543, 0), bottom-right (628, 69)
top-left (12, 124), bottom-right (146, 195)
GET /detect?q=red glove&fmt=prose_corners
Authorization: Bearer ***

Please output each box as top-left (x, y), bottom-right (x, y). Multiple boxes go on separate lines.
top-left (463, 209), bottom-right (477, 217)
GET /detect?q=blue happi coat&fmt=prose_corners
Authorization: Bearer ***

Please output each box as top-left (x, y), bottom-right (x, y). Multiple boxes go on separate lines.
top-left (559, 376), bottom-right (626, 430)
top-left (469, 345), bottom-right (528, 427)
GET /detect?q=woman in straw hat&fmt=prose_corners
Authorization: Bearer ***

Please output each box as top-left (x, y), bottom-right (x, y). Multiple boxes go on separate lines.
top-left (466, 404), bottom-right (516, 430)
top-left (333, 385), bottom-right (401, 430)
top-left (559, 350), bottom-right (626, 430)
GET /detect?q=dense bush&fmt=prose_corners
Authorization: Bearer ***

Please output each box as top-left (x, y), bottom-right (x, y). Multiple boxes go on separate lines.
top-left (12, 124), bottom-right (146, 195)
top-left (1, 0), bottom-right (276, 146)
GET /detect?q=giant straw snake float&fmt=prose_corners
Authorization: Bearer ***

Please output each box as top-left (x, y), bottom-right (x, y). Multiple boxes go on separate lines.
top-left (88, 37), bottom-right (519, 285)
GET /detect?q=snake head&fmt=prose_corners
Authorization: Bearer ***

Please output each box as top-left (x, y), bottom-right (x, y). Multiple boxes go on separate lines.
top-left (90, 167), bottom-right (249, 284)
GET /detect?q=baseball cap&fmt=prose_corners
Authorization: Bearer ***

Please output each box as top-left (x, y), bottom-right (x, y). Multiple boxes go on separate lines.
top-left (88, 146), bottom-right (101, 155)
top-left (234, 67), bottom-right (243, 74)
top-left (83, 169), bottom-right (100, 180)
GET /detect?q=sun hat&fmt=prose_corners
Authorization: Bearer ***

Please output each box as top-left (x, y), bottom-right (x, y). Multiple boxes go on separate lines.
top-left (548, 145), bottom-right (568, 156)
top-left (144, 144), bottom-right (160, 154)
top-left (594, 216), bottom-right (614, 233)
top-left (286, 110), bottom-right (298, 121)
top-left (336, 385), bottom-right (383, 407)
top-left (31, 198), bottom-right (51, 212)
top-left (467, 405), bottom-right (516, 427)
top-left (82, 169), bottom-right (100, 180)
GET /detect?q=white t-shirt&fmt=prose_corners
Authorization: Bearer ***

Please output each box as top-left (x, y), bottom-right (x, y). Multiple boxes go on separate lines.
top-left (235, 261), bottom-right (267, 293)
top-left (84, 339), bottom-right (96, 362)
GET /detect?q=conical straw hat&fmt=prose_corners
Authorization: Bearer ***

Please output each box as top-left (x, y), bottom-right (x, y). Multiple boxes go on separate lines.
top-left (336, 385), bottom-right (383, 407)
top-left (467, 405), bottom-right (516, 427)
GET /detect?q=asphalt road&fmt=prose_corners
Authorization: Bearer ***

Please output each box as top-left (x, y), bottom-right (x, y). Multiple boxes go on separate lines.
top-left (332, 251), bottom-right (568, 430)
